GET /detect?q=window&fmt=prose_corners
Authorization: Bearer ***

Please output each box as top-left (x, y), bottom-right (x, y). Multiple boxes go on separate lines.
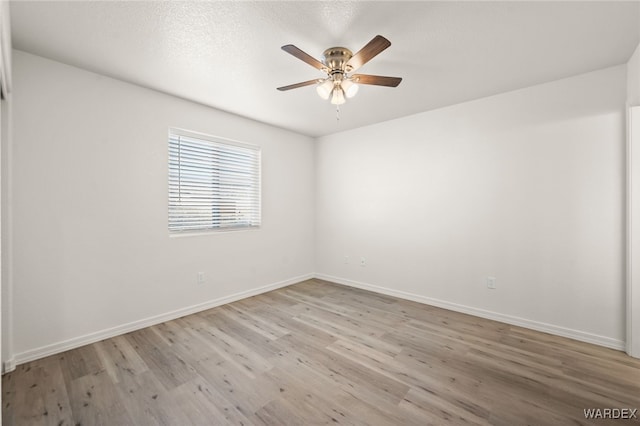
top-left (169, 129), bottom-right (261, 233)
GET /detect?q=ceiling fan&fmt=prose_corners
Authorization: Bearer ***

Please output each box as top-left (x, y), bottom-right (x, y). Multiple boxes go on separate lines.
top-left (277, 35), bottom-right (402, 106)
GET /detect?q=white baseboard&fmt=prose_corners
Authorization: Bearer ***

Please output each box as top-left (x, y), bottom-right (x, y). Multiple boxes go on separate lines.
top-left (315, 273), bottom-right (626, 351)
top-left (2, 358), bottom-right (16, 374)
top-left (12, 273), bottom-right (314, 366)
top-left (8, 272), bottom-right (626, 368)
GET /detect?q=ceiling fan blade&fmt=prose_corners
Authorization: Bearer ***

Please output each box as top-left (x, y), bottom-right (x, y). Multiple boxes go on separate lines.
top-left (277, 79), bottom-right (321, 91)
top-left (346, 35), bottom-right (391, 72)
top-left (281, 45), bottom-right (326, 71)
top-left (351, 74), bottom-right (402, 87)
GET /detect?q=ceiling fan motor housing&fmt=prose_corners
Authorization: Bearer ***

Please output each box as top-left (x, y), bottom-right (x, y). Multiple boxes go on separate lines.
top-left (322, 47), bottom-right (354, 75)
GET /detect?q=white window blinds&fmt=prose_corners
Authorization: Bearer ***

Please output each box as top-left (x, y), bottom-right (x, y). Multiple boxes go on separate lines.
top-left (169, 130), bottom-right (261, 233)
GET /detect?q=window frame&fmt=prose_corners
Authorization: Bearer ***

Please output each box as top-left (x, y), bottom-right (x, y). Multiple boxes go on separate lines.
top-left (168, 128), bottom-right (262, 235)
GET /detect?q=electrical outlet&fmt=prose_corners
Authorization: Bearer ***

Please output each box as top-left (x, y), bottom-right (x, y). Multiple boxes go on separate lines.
top-left (360, 257), bottom-right (366, 267)
top-left (197, 272), bottom-right (205, 284)
top-left (487, 276), bottom-right (496, 289)
top-left (344, 256), bottom-right (349, 264)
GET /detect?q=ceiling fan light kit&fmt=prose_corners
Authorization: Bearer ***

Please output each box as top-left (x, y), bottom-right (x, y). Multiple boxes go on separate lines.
top-left (277, 35), bottom-right (402, 113)
top-left (330, 86), bottom-right (346, 105)
top-left (341, 78), bottom-right (359, 98)
top-left (316, 78), bottom-right (333, 100)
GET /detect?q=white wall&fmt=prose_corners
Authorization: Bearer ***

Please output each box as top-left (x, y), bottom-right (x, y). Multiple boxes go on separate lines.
top-left (10, 50), bottom-right (315, 362)
top-left (316, 65), bottom-right (627, 348)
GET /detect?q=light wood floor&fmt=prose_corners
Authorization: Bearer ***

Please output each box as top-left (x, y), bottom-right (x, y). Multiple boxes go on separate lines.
top-left (3, 279), bottom-right (640, 425)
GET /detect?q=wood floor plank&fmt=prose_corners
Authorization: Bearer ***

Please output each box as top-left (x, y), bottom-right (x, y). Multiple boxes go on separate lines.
top-left (114, 369), bottom-right (180, 426)
top-left (204, 310), bottom-right (283, 359)
top-left (58, 344), bottom-right (104, 382)
top-left (400, 387), bottom-right (492, 426)
top-left (124, 328), bottom-right (197, 391)
top-left (261, 366), bottom-right (361, 425)
top-left (291, 309), bottom-right (402, 357)
top-left (188, 318), bottom-right (273, 379)
top-left (191, 357), bottom-right (277, 417)
top-left (250, 398), bottom-right (306, 426)
top-left (170, 375), bottom-right (255, 426)
top-left (271, 340), bottom-right (410, 405)
top-left (4, 357), bottom-right (74, 426)
top-left (3, 278), bottom-right (640, 425)
top-left (93, 334), bottom-right (149, 385)
top-left (65, 369), bottom-right (134, 426)
top-left (218, 305), bottom-right (288, 340)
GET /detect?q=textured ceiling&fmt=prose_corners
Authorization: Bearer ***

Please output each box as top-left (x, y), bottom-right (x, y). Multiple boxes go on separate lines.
top-left (10, 1), bottom-right (640, 137)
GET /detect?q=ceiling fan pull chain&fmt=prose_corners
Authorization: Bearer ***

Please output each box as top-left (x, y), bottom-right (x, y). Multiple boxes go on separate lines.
top-left (336, 105), bottom-right (340, 121)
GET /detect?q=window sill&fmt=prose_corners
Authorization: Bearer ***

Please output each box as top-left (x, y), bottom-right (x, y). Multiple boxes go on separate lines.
top-left (169, 226), bottom-right (260, 238)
